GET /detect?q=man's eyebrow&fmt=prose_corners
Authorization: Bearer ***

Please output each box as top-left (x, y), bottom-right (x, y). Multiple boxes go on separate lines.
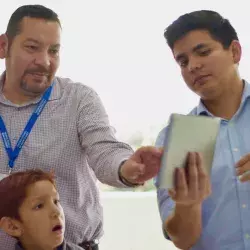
top-left (24, 38), bottom-right (40, 44)
top-left (50, 44), bottom-right (61, 48)
top-left (24, 38), bottom-right (61, 48)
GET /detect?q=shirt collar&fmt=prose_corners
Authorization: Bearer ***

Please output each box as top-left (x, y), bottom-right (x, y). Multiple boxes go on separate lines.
top-left (196, 80), bottom-right (250, 116)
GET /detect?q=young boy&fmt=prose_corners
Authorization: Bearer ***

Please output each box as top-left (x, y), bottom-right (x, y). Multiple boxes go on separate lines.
top-left (0, 169), bottom-right (83, 250)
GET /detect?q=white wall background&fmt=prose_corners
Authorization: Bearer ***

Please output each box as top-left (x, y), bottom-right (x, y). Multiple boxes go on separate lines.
top-left (1, 0), bottom-right (250, 141)
top-left (99, 192), bottom-right (179, 250)
top-left (1, 1), bottom-right (250, 249)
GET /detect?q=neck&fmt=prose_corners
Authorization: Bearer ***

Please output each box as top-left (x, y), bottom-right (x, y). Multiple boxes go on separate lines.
top-left (2, 77), bottom-right (40, 105)
top-left (19, 241), bottom-right (57, 250)
top-left (202, 77), bottom-right (244, 120)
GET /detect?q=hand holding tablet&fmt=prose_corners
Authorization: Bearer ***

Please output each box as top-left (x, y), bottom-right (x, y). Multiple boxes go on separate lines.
top-left (158, 113), bottom-right (220, 190)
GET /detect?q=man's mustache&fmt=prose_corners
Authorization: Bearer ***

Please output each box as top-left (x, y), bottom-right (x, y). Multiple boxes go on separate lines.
top-left (25, 67), bottom-right (50, 75)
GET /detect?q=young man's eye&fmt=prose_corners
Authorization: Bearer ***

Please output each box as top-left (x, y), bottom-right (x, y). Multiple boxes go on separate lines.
top-left (179, 60), bottom-right (188, 67)
top-left (199, 49), bottom-right (211, 56)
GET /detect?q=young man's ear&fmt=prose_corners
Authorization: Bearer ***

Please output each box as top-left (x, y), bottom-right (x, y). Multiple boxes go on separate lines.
top-left (0, 217), bottom-right (23, 237)
top-left (230, 40), bottom-right (242, 64)
top-left (0, 34), bottom-right (9, 59)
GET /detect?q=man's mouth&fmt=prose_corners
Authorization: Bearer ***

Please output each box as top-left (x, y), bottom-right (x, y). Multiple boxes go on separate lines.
top-left (30, 72), bottom-right (49, 76)
top-left (194, 74), bottom-right (211, 85)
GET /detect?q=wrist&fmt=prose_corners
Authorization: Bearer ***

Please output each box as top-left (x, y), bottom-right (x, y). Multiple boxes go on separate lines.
top-left (118, 161), bottom-right (143, 187)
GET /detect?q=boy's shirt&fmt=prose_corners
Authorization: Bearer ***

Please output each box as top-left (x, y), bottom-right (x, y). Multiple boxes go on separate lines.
top-left (15, 240), bottom-right (83, 250)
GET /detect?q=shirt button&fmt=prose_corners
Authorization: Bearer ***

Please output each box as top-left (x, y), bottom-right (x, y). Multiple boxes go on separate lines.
top-left (233, 148), bottom-right (239, 152)
top-left (242, 204), bottom-right (247, 208)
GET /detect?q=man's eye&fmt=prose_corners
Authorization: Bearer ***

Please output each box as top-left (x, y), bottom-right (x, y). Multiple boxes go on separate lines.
top-left (179, 60), bottom-right (188, 67)
top-left (199, 49), bottom-right (211, 56)
top-left (25, 45), bottom-right (36, 49)
top-left (50, 49), bottom-right (59, 55)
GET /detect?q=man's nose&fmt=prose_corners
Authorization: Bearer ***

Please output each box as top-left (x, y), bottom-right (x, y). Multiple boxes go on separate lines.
top-left (34, 51), bottom-right (50, 69)
top-left (188, 57), bottom-right (202, 73)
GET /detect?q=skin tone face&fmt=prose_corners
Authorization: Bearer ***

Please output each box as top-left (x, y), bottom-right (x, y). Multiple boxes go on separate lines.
top-left (0, 180), bottom-right (65, 250)
top-left (0, 17), bottom-right (61, 104)
top-left (172, 29), bottom-right (242, 102)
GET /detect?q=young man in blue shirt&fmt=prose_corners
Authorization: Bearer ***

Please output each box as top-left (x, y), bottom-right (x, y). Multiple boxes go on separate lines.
top-left (155, 10), bottom-right (250, 250)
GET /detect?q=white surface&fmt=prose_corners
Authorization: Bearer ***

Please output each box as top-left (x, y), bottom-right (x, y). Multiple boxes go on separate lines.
top-left (159, 114), bottom-right (220, 189)
top-left (99, 192), bottom-right (179, 250)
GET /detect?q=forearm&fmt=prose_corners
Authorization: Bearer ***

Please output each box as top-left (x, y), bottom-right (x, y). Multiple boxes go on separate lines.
top-left (164, 203), bottom-right (202, 249)
top-left (95, 147), bottom-right (133, 187)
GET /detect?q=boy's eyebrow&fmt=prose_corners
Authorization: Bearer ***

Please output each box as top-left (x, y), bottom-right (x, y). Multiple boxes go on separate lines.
top-left (29, 192), bottom-right (59, 202)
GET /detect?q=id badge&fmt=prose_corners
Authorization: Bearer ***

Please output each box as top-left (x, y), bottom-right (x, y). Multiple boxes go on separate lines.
top-left (0, 173), bottom-right (8, 181)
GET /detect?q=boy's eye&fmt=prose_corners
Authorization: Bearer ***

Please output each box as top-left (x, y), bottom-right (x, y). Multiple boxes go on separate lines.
top-left (34, 203), bottom-right (43, 210)
top-left (54, 199), bottom-right (60, 205)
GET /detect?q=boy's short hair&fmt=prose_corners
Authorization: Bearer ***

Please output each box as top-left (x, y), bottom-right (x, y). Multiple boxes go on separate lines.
top-left (164, 10), bottom-right (239, 50)
top-left (0, 169), bottom-right (55, 221)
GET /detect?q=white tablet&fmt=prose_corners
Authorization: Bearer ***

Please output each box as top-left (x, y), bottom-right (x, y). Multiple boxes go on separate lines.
top-left (158, 113), bottom-right (220, 189)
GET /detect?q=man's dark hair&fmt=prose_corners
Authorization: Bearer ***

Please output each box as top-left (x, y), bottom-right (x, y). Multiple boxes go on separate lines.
top-left (6, 4), bottom-right (61, 41)
top-left (164, 10), bottom-right (239, 50)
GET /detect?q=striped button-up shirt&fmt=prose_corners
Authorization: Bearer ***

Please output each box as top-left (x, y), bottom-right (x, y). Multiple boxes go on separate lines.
top-left (0, 74), bottom-right (133, 249)
top-left (155, 81), bottom-right (250, 249)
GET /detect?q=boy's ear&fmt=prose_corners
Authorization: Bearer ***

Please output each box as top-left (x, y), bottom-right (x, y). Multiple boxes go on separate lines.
top-left (0, 217), bottom-right (23, 237)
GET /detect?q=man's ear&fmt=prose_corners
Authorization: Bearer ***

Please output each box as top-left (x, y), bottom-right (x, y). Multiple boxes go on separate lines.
top-left (0, 217), bottom-right (23, 238)
top-left (0, 34), bottom-right (9, 59)
top-left (230, 40), bottom-right (242, 64)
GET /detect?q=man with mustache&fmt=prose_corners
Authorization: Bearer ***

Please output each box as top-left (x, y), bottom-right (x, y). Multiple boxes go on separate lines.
top-left (0, 4), bottom-right (163, 250)
top-left (155, 10), bottom-right (250, 250)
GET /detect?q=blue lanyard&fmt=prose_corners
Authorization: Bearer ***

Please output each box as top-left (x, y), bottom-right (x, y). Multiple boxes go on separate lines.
top-left (0, 83), bottom-right (54, 172)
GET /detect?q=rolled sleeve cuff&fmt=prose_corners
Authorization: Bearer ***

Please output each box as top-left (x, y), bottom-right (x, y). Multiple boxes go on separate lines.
top-left (109, 153), bottom-right (133, 188)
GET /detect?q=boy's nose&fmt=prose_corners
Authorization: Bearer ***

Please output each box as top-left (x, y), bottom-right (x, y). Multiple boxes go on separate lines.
top-left (51, 206), bottom-right (61, 218)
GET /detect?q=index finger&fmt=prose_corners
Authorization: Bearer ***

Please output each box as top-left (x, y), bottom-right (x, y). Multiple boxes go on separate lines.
top-left (139, 146), bottom-right (163, 156)
top-left (236, 154), bottom-right (250, 168)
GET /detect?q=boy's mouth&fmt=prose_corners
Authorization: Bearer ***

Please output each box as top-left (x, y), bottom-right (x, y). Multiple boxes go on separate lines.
top-left (52, 224), bottom-right (63, 233)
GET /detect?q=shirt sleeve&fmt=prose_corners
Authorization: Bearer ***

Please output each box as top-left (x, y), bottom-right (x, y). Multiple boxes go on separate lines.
top-left (154, 126), bottom-right (175, 240)
top-left (77, 86), bottom-right (134, 187)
